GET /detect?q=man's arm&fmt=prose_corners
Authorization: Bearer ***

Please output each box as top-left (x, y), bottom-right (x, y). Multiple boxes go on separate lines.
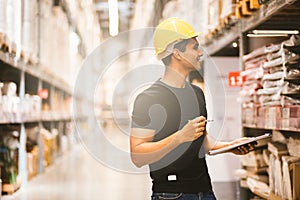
top-left (130, 116), bottom-right (206, 168)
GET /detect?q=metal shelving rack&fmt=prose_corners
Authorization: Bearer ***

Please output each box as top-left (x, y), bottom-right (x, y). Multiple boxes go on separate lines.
top-left (0, 2), bottom-right (78, 194)
top-left (203, 0), bottom-right (300, 199)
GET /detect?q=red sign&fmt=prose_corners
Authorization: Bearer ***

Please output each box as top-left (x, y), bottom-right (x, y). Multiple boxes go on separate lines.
top-left (228, 72), bottom-right (245, 87)
top-left (38, 89), bottom-right (49, 99)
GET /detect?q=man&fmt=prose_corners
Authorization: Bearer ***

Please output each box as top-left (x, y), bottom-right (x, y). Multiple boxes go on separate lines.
top-left (130, 18), bottom-right (254, 200)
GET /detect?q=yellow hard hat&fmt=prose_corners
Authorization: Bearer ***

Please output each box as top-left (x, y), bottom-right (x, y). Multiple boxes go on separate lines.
top-left (153, 18), bottom-right (201, 59)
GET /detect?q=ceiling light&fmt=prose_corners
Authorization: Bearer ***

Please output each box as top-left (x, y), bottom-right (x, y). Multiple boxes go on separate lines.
top-left (252, 30), bottom-right (299, 35)
top-left (247, 34), bottom-right (289, 37)
top-left (232, 42), bottom-right (238, 48)
top-left (108, 0), bottom-right (119, 37)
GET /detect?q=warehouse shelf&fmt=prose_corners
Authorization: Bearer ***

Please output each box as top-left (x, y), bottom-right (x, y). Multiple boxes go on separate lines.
top-left (242, 124), bottom-right (300, 132)
top-left (0, 113), bottom-right (72, 124)
top-left (0, 50), bottom-right (72, 95)
top-left (0, 0), bottom-right (97, 196)
top-left (203, 0), bottom-right (299, 55)
top-left (241, 0), bottom-right (297, 32)
top-left (41, 111), bottom-right (72, 122)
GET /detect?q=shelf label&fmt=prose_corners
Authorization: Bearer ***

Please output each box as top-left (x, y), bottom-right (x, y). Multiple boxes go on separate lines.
top-left (228, 72), bottom-right (245, 87)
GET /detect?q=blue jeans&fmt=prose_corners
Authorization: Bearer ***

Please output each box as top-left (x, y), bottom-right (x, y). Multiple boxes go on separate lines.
top-left (151, 191), bottom-right (217, 200)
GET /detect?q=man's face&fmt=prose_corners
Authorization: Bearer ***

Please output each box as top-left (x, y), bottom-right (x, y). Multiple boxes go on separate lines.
top-left (179, 38), bottom-right (203, 71)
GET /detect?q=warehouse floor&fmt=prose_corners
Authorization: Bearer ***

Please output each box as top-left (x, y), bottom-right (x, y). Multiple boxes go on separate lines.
top-left (2, 124), bottom-right (240, 200)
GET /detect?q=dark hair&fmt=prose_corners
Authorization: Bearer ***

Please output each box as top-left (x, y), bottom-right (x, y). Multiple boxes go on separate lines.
top-left (161, 39), bottom-right (190, 66)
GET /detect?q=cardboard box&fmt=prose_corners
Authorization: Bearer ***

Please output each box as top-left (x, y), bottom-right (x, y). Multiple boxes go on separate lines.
top-left (243, 107), bottom-right (257, 125)
top-left (250, 0), bottom-right (260, 9)
top-left (247, 177), bottom-right (270, 199)
top-left (27, 146), bottom-right (39, 180)
top-left (268, 142), bottom-right (288, 158)
top-left (241, 150), bottom-right (267, 168)
top-left (235, 1), bottom-right (243, 19)
top-left (281, 107), bottom-right (290, 119)
top-left (282, 156), bottom-right (300, 200)
top-left (289, 106), bottom-right (300, 118)
top-left (257, 106), bottom-right (266, 118)
top-left (289, 118), bottom-right (300, 130)
top-left (242, 0), bottom-right (253, 15)
top-left (275, 157), bottom-right (284, 197)
top-left (293, 162), bottom-right (300, 200)
top-left (269, 192), bottom-right (284, 200)
top-left (287, 137), bottom-right (300, 158)
top-left (265, 106), bottom-right (281, 129)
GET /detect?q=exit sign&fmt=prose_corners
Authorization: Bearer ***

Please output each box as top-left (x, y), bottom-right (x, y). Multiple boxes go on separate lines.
top-left (228, 72), bottom-right (245, 87)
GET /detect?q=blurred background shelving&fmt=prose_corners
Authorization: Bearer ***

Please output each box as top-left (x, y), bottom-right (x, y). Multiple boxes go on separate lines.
top-left (0, 0), bottom-right (299, 199)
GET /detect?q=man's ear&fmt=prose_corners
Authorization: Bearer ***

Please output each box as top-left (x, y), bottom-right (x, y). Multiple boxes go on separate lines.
top-left (172, 49), bottom-right (181, 60)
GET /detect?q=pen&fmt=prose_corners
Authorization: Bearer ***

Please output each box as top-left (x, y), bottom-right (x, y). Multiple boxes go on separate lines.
top-left (188, 119), bottom-right (214, 123)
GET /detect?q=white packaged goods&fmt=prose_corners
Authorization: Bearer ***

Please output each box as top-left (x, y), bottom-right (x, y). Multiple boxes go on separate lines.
top-left (0, 0), bottom-right (7, 35)
top-left (6, 0), bottom-right (22, 57)
top-left (21, 0), bottom-right (38, 62)
top-left (208, 0), bottom-right (221, 30)
top-left (163, 0), bottom-right (194, 23)
top-left (39, 0), bottom-right (52, 70)
top-left (221, 0), bottom-right (236, 19)
top-left (40, 5), bottom-right (71, 83)
top-left (131, 0), bottom-right (155, 28)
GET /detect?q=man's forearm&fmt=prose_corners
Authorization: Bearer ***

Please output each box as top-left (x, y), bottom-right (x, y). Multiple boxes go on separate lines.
top-left (131, 131), bottom-right (182, 167)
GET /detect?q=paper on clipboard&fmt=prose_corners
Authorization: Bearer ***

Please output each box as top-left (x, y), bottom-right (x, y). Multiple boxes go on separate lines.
top-left (208, 133), bottom-right (272, 156)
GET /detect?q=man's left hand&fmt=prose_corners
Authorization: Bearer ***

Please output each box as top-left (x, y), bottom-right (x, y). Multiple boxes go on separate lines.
top-left (230, 137), bottom-right (257, 155)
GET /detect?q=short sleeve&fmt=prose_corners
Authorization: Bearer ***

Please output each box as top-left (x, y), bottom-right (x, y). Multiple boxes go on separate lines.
top-left (131, 93), bottom-right (152, 128)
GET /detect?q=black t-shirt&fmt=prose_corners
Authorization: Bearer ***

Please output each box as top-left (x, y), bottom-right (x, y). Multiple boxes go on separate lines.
top-left (131, 80), bottom-right (212, 193)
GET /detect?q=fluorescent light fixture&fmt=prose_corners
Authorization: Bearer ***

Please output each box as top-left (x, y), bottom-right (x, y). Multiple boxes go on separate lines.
top-left (108, 0), bottom-right (119, 37)
top-left (247, 34), bottom-right (289, 37)
top-left (252, 30), bottom-right (299, 35)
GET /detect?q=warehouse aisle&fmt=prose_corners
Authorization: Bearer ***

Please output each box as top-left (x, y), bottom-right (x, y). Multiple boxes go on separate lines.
top-left (2, 130), bottom-right (152, 200)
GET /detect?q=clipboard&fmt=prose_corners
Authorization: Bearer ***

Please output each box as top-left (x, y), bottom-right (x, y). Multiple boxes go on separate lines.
top-left (208, 133), bottom-right (272, 156)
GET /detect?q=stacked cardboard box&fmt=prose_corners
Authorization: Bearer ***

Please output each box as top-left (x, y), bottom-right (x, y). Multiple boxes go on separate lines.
top-left (267, 132), bottom-right (300, 199)
top-left (238, 131), bottom-right (300, 199)
top-left (27, 146), bottom-right (39, 180)
top-left (236, 0), bottom-right (260, 19)
top-left (41, 128), bottom-right (58, 167)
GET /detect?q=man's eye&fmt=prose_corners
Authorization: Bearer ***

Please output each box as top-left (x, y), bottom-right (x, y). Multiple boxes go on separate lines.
top-left (193, 44), bottom-right (199, 50)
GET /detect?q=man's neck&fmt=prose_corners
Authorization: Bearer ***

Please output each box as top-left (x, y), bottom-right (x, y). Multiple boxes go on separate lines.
top-left (161, 65), bottom-right (189, 88)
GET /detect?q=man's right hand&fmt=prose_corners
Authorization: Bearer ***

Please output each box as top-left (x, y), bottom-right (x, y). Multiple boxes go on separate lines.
top-left (177, 116), bottom-right (206, 143)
